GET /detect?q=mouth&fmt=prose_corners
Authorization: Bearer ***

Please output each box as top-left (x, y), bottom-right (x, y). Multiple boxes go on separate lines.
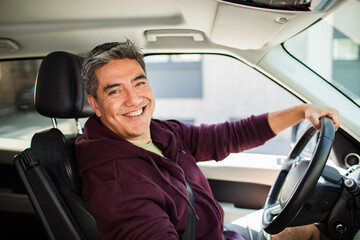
top-left (123, 106), bottom-right (146, 117)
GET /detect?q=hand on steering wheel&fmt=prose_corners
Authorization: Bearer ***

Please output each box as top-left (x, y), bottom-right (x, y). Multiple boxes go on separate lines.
top-left (262, 117), bottom-right (335, 234)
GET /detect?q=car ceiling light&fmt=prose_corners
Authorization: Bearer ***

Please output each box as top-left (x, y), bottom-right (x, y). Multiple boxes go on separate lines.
top-left (145, 30), bottom-right (205, 42)
top-left (275, 17), bottom-right (290, 24)
top-left (0, 38), bottom-right (20, 52)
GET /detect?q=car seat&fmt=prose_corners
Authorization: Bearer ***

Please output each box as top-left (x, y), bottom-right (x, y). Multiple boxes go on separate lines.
top-left (13, 51), bottom-right (103, 240)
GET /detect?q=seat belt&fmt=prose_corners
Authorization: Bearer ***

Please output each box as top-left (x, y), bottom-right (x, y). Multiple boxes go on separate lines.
top-left (181, 175), bottom-right (196, 240)
top-left (136, 141), bottom-right (196, 239)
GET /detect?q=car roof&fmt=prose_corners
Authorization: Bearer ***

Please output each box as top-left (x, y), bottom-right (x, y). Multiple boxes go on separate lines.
top-left (0, 0), bottom-right (344, 63)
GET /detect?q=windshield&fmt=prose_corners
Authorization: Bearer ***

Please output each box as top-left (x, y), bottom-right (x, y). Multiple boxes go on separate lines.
top-left (284, 0), bottom-right (360, 106)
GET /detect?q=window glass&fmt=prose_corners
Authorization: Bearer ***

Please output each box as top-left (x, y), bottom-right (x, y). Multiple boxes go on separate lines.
top-left (284, 0), bottom-right (360, 106)
top-left (145, 54), bottom-right (202, 98)
top-left (147, 54), bottom-right (303, 155)
top-left (0, 59), bottom-right (43, 141)
top-left (0, 59), bottom-right (81, 146)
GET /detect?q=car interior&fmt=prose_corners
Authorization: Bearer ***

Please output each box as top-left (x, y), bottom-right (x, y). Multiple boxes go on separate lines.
top-left (0, 0), bottom-right (360, 239)
top-left (13, 52), bottom-right (101, 240)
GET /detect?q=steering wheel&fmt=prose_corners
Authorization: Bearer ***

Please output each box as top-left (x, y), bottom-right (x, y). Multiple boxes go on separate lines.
top-left (262, 117), bottom-right (335, 234)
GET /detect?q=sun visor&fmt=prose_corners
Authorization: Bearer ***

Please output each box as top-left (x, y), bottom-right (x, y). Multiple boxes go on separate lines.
top-left (211, 1), bottom-right (325, 50)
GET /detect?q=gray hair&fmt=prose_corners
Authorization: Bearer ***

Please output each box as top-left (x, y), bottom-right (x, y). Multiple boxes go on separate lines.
top-left (81, 39), bottom-right (146, 98)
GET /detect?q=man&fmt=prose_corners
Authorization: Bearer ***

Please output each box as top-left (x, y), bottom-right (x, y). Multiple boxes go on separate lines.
top-left (75, 40), bottom-right (340, 240)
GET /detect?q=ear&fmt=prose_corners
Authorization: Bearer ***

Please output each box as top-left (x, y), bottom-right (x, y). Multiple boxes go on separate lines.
top-left (87, 94), bottom-right (102, 117)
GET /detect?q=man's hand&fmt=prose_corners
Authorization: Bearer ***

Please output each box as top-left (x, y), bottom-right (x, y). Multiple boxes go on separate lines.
top-left (304, 104), bottom-right (340, 131)
top-left (268, 104), bottom-right (340, 134)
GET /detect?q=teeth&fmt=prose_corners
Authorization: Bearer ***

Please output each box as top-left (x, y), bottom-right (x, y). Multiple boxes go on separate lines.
top-left (125, 108), bottom-right (143, 117)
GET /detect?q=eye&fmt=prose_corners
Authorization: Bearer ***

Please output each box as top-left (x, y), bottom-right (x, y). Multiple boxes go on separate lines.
top-left (135, 81), bottom-right (146, 87)
top-left (109, 89), bottom-right (120, 96)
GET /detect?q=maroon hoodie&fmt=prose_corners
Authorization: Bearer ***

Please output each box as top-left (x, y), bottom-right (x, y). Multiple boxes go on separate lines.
top-left (75, 114), bottom-right (275, 240)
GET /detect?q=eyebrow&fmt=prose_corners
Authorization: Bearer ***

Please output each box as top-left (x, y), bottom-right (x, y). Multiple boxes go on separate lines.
top-left (102, 74), bottom-right (147, 93)
top-left (133, 74), bottom-right (147, 82)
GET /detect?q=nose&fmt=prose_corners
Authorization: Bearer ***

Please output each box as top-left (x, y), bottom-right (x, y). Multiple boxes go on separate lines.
top-left (124, 88), bottom-right (142, 107)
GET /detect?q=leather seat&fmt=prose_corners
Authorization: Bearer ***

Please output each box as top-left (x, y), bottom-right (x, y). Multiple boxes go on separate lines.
top-left (13, 51), bottom-right (102, 240)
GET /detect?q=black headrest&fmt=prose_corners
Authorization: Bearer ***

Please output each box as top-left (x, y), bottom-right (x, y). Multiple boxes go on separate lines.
top-left (35, 51), bottom-right (93, 118)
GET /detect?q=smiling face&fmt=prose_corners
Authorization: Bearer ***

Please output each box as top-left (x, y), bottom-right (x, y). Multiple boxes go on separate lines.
top-left (87, 58), bottom-right (155, 144)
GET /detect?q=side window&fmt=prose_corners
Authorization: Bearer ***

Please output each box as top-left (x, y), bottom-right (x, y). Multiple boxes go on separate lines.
top-left (0, 59), bottom-right (44, 143)
top-left (146, 55), bottom-right (202, 98)
top-left (0, 59), bottom-right (81, 151)
top-left (145, 54), bottom-right (303, 156)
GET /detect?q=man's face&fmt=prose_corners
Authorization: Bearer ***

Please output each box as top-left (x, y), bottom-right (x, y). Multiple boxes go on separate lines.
top-left (87, 58), bottom-right (155, 144)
